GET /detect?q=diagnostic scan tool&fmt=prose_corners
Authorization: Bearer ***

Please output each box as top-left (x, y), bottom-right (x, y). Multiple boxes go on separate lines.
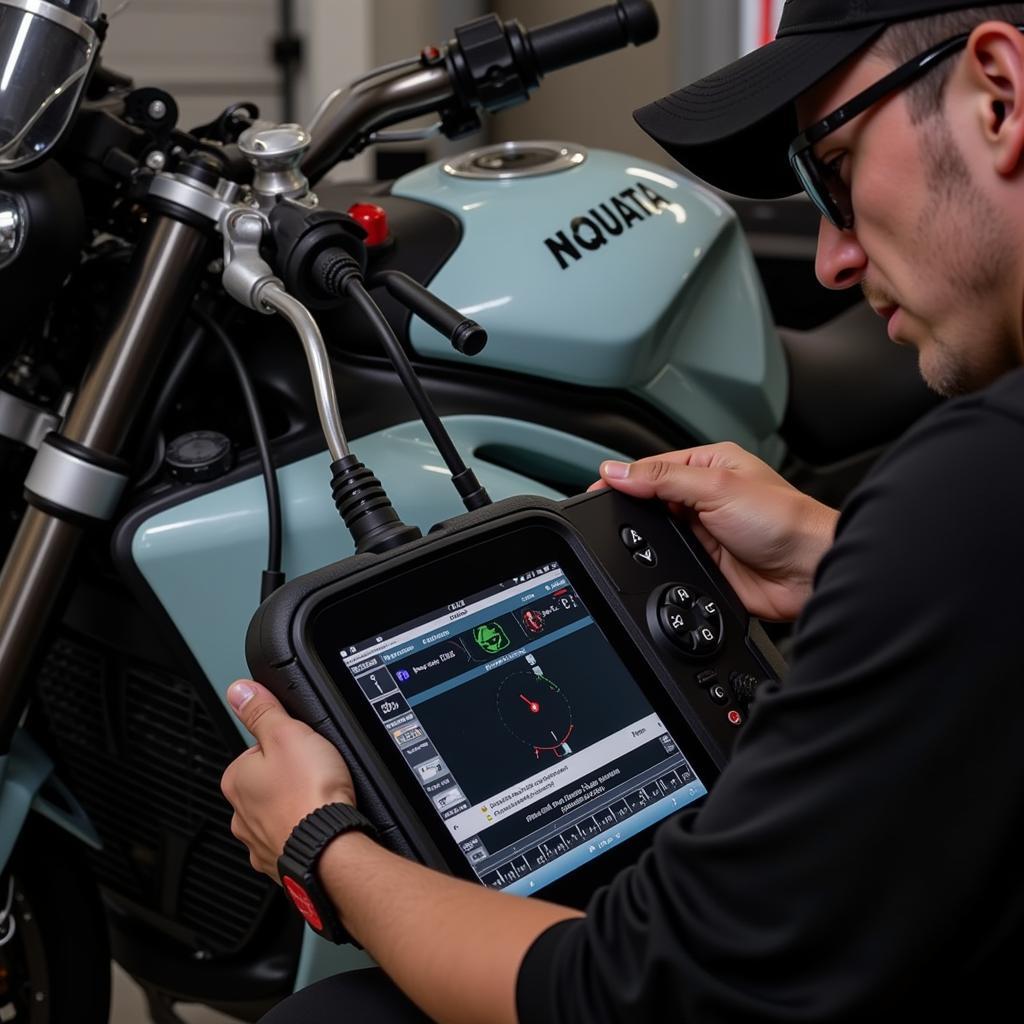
top-left (248, 492), bottom-right (784, 907)
top-left (241, 205), bottom-right (785, 923)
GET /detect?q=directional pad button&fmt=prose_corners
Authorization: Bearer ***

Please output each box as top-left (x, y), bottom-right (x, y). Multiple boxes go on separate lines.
top-left (658, 605), bottom-right (696, 651)
top-left (665, 585), bottom-right (695, 608)
top-left (657, 583), bottom-right (724, 657)
top-left (633, 545), bottom-right (658, 567)
top-left (692, 623), bottom-right (721, 655)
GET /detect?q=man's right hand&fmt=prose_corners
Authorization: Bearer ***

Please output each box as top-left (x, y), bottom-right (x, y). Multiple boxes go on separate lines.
top-left (592, 443), bottom-right (839, 621)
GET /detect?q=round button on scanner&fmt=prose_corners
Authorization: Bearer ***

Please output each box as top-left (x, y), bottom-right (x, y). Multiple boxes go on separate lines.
top-left (727, 710), bottom-right (743, 726)
top-left (708, 683), bottom-right (729, 706)
top-left (620, 525), bottom-right (646, 551)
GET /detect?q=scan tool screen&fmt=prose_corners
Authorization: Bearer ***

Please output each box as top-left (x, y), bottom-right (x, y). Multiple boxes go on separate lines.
top-left (340, 561), bottom-right (707, 894)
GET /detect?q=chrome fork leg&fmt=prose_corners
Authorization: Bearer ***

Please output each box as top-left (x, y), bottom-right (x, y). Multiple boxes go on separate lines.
top-left (0, 213), bottom-right (210, 750)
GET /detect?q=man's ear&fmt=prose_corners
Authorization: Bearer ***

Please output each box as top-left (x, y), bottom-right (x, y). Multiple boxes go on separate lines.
top-left (963, 21), bottom-right (1024, 177)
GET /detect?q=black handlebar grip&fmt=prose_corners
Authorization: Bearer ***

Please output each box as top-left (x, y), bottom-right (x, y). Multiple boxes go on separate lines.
top-left (526, 0), bottom-right (659, 77)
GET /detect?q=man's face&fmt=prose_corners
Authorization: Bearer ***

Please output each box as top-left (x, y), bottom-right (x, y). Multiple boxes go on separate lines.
top-left (795, 46), bottom-right (1021, 397)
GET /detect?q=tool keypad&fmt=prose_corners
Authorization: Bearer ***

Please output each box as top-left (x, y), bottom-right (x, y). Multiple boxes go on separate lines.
top-left (656, 583), bottom-right (723, 657)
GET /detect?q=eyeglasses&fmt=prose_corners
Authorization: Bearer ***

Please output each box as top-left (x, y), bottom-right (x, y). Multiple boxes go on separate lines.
top-left (788, 26), bottom-right (1024, 229)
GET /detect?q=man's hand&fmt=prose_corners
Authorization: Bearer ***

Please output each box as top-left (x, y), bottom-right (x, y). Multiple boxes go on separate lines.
top-left (220, 682), bottom-right (580, 1024)
top-left (220, 680), bottom-right (356, 877)
top-left (593, 443), bottom-right (839, 621)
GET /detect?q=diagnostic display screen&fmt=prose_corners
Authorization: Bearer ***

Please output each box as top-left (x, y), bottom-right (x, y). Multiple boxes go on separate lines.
top-left (338, 559), bottom-right (707, 895)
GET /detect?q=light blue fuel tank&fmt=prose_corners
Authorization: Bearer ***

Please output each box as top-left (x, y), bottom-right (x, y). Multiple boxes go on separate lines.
top-left (392, 142), bottom-right (787, 462)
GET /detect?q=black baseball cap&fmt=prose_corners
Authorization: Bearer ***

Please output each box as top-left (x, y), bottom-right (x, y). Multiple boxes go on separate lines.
top-left (634, 1), bottom-right (990, 198)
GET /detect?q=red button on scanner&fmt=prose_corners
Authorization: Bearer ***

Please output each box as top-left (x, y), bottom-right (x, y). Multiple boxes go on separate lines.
top-left (727, 710), bottom-right (742, 726)
top-left (347, 202), bottom-right (390, 247)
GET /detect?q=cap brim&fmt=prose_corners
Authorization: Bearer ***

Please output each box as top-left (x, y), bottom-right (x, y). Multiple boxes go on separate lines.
top-left (633, 23), bottom-right (886, 199)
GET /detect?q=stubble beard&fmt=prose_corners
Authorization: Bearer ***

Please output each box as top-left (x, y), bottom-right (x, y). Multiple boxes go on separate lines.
top-left (908, 115), bottom-right (1016, 397)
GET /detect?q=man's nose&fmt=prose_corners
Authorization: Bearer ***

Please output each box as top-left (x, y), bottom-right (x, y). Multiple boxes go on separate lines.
top-left (814, 217), bottom-right (867, 289)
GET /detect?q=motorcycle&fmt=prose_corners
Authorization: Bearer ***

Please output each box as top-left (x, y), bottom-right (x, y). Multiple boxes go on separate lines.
top-left (0, 0), bottom-right (940, 1020)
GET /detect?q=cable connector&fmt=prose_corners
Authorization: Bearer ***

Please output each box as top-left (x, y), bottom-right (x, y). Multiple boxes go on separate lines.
top-left (313, 249), bottom-right (363, 300)
top-left (450, 467), bottom-right (490, 510)
top-left (330, 453), bottom-right (422, 554)
top-left (261, 569), bottom-right (286, 602)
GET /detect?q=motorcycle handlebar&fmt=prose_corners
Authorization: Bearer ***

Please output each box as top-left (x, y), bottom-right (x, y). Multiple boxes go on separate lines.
top-left (302, 1), bottom-right (658, 186)
top-left (527, 0), bottom-right (658, 77)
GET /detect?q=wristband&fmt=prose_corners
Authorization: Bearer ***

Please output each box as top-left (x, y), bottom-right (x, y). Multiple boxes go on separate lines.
top-left (277, 802), bottom-right (376, 944)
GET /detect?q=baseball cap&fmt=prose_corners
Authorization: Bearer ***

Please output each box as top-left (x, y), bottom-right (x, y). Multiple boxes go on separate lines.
top-left (634, 1), bottom-right (991, 198)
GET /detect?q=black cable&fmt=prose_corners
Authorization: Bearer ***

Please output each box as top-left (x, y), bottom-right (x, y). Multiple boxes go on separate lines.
top-left (347, 279), bottom-right (464, 468)
top-left (370, 270), bottom-right (487, 357)
top-left (134, 431), bottom-right (167, 493)
top-left (188, 307), bottom-right (285, 601)
top-left (343, 276), bottom-right (491, 510)
top-left (133, 321), bottom-right (207, 487)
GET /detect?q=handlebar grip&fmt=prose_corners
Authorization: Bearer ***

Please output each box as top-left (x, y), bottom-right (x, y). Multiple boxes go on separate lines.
top-left (527, 0), bottom-right (659, 77)
top-left (448, 1), bottom-right (658, 117)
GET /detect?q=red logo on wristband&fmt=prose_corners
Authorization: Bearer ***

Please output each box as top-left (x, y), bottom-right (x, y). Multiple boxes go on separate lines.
top-left (283, 876), bottom-right (324, 931)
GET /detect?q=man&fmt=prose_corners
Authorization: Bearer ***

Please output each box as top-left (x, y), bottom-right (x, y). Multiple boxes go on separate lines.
top-left (221, 1), bottom-right (1024, 1020)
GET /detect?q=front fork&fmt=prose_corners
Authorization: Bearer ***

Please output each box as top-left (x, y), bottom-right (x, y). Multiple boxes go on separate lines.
top-left (0, 210), bottom-right (211, 754)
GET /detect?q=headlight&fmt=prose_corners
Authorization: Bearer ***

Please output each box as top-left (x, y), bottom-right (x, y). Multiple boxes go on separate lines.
top-left (0, 187), bottom-right (27, 268)
top-left (0, 0), bottom-right (101, 171)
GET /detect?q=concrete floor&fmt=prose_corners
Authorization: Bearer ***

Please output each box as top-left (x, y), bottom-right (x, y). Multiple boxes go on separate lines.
top-left (111, 965), bottom-right (245, 1024)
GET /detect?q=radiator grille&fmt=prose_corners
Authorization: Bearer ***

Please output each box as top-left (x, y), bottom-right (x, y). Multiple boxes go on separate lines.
top-left (35, 633), bottom-right (276, 956)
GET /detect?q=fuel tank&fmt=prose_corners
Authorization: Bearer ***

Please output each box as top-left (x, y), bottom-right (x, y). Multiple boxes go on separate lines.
top-left (391, 142), bottom-right (787, 462)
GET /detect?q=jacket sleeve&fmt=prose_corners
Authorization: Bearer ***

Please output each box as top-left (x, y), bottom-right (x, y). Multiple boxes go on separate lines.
top-left (516, 396), bottom-right (1024, 1023)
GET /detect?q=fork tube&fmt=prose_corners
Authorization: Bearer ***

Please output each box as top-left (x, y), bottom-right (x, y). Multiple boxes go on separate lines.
top-left (0, 213), bottom-right (210, 752)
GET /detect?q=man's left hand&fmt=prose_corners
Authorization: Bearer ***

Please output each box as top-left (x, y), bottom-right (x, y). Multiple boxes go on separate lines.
top-left (220, 680), bottom-right (357, 878)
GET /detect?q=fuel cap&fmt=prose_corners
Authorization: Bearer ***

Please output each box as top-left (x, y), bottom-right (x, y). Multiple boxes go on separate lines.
top-left (443, 141), bottom-right (586, 180)
top-left (166, 430), bottom-right (234, 483)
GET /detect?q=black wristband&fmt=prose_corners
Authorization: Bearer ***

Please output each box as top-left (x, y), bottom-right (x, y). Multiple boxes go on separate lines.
top-left (277, 802), bottom-right (377, 944)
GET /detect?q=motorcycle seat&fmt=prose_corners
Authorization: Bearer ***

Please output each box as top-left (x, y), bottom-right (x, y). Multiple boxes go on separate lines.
top-left (778, 300), bottom-right (942, 466)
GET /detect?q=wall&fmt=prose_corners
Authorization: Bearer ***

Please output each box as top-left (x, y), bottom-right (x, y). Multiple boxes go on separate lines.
top-left (97, 0), bottom-right (747, 181)
top-left (369, 0), bottom-right (487, 169)
top-left (100, 0), bottom-right (282, 131)
top-left (488, 0), bottom-right (741, 170)
top-left (99, 1), bottom-right (374, 178)
top-left (294, 0), bottom-right (374, 179)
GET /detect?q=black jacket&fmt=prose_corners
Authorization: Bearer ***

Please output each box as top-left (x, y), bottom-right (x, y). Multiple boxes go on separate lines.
top-left (517, 369), bottom-right (1024, 1022)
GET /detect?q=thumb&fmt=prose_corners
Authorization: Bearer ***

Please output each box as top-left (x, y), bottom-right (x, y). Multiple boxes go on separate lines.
top-left (599, 458), bottom-right (725, 510)
top-left (227, 679), bottom-right (291, 743)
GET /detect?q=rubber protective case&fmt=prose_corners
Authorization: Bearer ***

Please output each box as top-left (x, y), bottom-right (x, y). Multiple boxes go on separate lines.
top-left (246, 490), bottom-right (787, 890)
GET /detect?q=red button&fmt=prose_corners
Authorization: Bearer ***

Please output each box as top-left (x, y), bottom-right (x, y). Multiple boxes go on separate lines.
top-left (421, 45), bottom-right (442, 63)
top-left (727, 710), bottom-right (742, 726)
top-left (347, 202), bottom-right (389, 247)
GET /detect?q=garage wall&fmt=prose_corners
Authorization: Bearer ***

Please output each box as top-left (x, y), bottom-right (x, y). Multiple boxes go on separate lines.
top-left (293, 0), bottom-right (373, 179)
top-left (97, 0), bottom-right (746, 182)
top-left (489, 0), bottom-right (741, 169)
top-left (367, 0), bottom-right (486, 171)
top-left (100, 0), bottom-right (376, 179)
top-left (100, 0), bottom-right (282, 131)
